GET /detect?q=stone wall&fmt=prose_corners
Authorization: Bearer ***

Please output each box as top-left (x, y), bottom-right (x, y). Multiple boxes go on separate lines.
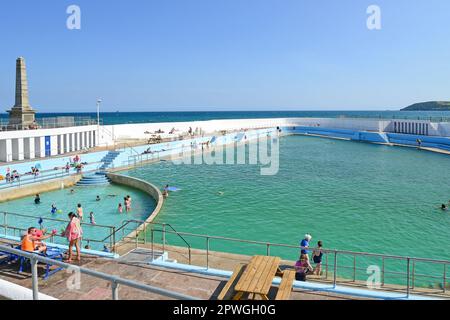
top-left (0, 174), bottom-right (82, 203)
top-left (106, 173), bottom-right (164, 248)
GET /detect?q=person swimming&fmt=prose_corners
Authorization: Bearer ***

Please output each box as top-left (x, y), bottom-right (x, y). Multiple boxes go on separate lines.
top-left (96, 195), bottom-right (101, 202)
top-left (51, 204), bottom-right (57, 214)
top-left (441, 204), bottom-right (448, 211)
top-left (34, 194), bottom-right (41, 205)
top-left (218, 191), bottom-right (224, 196)
top-left (118, 203), bottom-right (123, 213)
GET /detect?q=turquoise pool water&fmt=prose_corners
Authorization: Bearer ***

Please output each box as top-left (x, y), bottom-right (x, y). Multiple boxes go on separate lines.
top-left (0, 184), bottom-right (156, 249)
top-left (123, 135), bottom-right (450, 287)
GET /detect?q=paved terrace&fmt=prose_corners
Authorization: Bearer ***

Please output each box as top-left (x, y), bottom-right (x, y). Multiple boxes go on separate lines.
top-left (0, 240), bottom-right (362, 300)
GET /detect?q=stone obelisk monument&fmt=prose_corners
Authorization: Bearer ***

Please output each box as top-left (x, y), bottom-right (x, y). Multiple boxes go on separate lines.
top-left (7, 57), bottom-right (37, 129)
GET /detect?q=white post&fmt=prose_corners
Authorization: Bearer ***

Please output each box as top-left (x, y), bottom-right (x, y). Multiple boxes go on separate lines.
top-left (70, 133), bottom-right (76, 152)
top-left (79, 132), bottom-right (85, 150)
top-left (24, 137), bottom-right (35, 159)
top-left (50, 136), bottom-right (58, 156)
top-left (64, 134), bottom-right (70, 153)
top-left (34, 137), bottom-right (45, 158)
top-left (89, 131), bottom-right (94, 148)
top-left (12, 138), bottom-right (24, 161)
top-left (0, 139), bottom-right (13, 162)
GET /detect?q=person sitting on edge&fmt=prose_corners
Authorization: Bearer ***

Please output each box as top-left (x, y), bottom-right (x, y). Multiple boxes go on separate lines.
top-left (294, 254), bottom-right (314, 282)
top-left (34, 194), bottom-right (41, 205)
top-left (312, 241), bottom-right (324, 276)
top-left (21, 227), bottom-right (55, 254)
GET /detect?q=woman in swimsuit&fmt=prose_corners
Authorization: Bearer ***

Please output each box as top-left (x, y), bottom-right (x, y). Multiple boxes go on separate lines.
top-left (312, 241), bottom-right (324, 276)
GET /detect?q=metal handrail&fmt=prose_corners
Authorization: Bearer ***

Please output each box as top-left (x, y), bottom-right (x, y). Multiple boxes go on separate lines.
top-left (0, 164), bottom-right (103, 191)
top-left (106, 220), bottom-right (192, 264)
top-left (0, 245), bottom-right (198, 300)
top-left (1, 211), bottom-right (116, 251)
top-left (123, 226), bottom-right (450, 296)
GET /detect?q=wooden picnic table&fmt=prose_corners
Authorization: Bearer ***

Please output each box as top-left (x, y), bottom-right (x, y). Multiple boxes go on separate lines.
top-left (233, 255), bottom-right (283, 300)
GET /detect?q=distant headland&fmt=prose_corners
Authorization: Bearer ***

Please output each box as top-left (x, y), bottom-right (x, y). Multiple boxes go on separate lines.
top-left (401, 101), bottom-right (450, 111)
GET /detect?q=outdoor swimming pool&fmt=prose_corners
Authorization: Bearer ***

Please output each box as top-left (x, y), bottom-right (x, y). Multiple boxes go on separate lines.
top-left (122, 135), bottom-right (450, 287)
top-left (0, 183), bottom-right (156, 249)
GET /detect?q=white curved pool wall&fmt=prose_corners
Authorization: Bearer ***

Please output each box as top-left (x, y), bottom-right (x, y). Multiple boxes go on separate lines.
top-left (98, 117), bottom-right (450, 145)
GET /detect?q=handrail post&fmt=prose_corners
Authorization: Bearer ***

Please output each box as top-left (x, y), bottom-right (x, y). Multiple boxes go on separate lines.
top-left (151, 229), bottom-right (155, 261)
top-left (325, 254), bottom-right (328, 280)
top-left (3, 212), bottom-right (7, 235)
top-left (381, 257), bottom-right (385, 287)
top-left (143, 223), bottom-right (147, 245)
top-left (31, 257), bottom-right (39, 300)
top-left (333, 251), bottom-right (338, 288)
top-left (266, 243), bottom-right (270, 257)
top-left (412, 260), bottom-right (415, 290)
top-left (112, 227), bottom-right (116, 253)
top-left (111, 280), bottom-right (119, 300)
top-left (206, 237), bottom-right (210, 269)
top-left (162, 224), bottom-right (166, 254)
top-left (443, 264), bottom-right (447, 293)
top-left (406, 258), bottom-right (411, 298)
top-left (353, 255), bottom-right (356, 282)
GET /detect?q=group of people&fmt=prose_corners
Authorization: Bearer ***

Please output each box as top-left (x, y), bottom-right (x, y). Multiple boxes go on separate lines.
top-left (21, 211), bottom-right (83, 263)
top-left (294, 234), bottom-right (324, 282)
top-left (2, 169), bottom-right (20, 183)
top-left (118, 195), bottom-right (132, 213)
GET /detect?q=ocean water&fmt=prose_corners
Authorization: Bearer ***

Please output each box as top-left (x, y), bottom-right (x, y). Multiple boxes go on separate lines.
top-left (1, 110), bottom-right (450, 125)
top-left (122, 135), bottom-right (450, 286)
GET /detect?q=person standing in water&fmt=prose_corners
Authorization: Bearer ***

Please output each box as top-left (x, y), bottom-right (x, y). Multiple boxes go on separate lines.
top-left (34, 194), bottom-right (41, 205)
top-left (89, 212), bottom-right (96, 225)
top-left (77, 203), bottom-right (83, 220)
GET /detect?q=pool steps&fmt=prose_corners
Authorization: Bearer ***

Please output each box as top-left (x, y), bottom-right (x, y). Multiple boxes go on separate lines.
top-left (76, 172), bottom-right (111, 186)
top-left (98, 150), bottom-right (122, 171)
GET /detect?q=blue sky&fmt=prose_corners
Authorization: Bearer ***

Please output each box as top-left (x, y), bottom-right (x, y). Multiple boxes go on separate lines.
top-left (0, 0), bottom-right (449, 112)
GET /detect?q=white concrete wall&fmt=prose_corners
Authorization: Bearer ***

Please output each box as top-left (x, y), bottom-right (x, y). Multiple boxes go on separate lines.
top-left (0, 125), bottom-right (97, 163)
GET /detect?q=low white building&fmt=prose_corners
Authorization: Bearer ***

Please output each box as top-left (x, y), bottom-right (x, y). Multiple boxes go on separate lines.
top-left (0, 125), bottom-right (98, 162)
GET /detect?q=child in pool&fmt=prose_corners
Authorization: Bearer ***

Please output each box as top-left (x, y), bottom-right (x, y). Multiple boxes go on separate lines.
top-left (77, 203), bottom-right (83, 220)
top-left (89, 212), bottom-right (96, 225)
top-left (51, 204), bottom-right (57, 214)
top-left (118, 203), bottom-right (123, 213)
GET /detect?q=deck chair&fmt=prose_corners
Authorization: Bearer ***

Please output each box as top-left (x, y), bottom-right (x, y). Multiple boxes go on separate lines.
top-left (17, 246), bottom-right (65, 280)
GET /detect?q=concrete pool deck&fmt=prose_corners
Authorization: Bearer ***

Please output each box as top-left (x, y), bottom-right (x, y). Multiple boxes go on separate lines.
top-left (0, 240), bottom-right (365, 300)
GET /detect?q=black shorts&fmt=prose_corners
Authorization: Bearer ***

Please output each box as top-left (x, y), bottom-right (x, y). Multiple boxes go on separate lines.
top-left (295, 273), bottom-right (306, 282)
top-left (313, 256), bottom-right (322, 264)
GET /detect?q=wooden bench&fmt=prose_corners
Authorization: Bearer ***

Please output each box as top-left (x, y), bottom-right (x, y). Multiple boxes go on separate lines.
top-left (275, 269), bottom-right (296, 300)
top-left (217, 264), bottom-right (247, 300)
